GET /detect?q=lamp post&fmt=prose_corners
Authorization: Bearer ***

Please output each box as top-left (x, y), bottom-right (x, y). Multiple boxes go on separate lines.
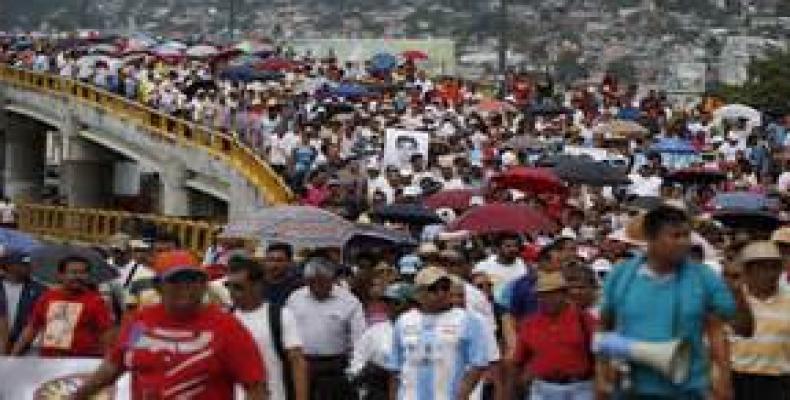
top-left (228, 0), bottom-right (237, 41)
top-left (498, 0), bottom-right (509, 99)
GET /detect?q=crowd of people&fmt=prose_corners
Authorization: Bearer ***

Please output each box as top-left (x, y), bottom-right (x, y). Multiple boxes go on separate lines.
top-left (1, 33), bottom-right (790, 400)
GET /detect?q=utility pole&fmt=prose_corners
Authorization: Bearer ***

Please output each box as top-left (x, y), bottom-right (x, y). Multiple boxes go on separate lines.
top-left (229, 0), bottom-right (237, 41)
top-left (498, 0), bottom-right (509, 98)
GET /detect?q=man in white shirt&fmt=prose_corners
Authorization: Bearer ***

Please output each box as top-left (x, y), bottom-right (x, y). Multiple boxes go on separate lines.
top-left (473, 233), bottom-right (528, 296)
top-left (286, 258), bottom-right (366, 400)
top-left (227, 257), bottom-right (308, 400)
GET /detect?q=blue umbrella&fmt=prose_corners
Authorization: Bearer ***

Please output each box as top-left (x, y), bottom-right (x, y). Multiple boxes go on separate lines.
top-left (649, 138), bottom-right (697, 155)
top-left (0, 228), bottom-right (40, 254)
top-left (370, 52), bottom-right (398, 72)
top-left (617, 107), bottom-right (641, 121)
top-left (332, 83), bottom-right (370, 99)
top-left (711, 192), bottom-right (777, 212)
top-left (219, 66), bottom-right (283, 82)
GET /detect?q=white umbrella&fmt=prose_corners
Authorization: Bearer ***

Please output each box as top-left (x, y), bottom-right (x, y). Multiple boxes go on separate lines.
top-left (712, 104), bottom-right (762, 128)
top-left (186, 45), bottom-right (219, 58)
top-left (160, 40), bottom-right (187, 50)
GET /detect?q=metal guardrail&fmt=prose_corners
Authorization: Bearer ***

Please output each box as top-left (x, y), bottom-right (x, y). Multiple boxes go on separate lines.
top-left (0, 65), bottom-right (294, 205)
top-left (17, 203), bottom-right (222, 254)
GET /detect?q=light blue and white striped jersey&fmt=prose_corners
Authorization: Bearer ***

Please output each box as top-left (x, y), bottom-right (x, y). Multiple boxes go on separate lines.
top-left (387, 308), bottom-right (489, 400)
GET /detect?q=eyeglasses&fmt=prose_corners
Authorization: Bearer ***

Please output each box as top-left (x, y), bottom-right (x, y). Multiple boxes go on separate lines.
top-left (474, 282), bottom-right (492, 290)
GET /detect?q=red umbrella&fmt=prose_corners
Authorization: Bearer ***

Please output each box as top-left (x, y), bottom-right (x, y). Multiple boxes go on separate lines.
top-left (490, 167), bottom-right (566, 194)
top-left (424, 189), bottom-right (481, 211)
top-left (475, 99), bottom-right (515, 114)
top-left (448, 203), bottom-right (557, 235)
top-left (402, 50), bottom-right (429, 61)
top-left (256, 57), bottom-right (298, 72)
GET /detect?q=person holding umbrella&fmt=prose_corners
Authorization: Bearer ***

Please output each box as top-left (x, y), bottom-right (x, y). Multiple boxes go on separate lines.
top-left (10, 255), bottom-right (113, 357)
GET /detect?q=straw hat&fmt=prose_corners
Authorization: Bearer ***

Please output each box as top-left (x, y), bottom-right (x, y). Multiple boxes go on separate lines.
top-left (737, 241), bottom-right (782, 265)
top-left (414, 266), bottom-right (450, 287)
top-left (771, 227), bottom-right (790, 245)
top-left (535, 271), bottom-right (568, 293)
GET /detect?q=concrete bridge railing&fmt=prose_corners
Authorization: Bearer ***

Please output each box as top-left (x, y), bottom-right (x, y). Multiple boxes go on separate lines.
top-left (0, 65), bottom-right (294, 206)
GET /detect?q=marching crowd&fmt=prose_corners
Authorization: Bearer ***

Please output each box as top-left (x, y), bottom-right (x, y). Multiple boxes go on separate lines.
top-left (1, 34), bottom-right (790, 400)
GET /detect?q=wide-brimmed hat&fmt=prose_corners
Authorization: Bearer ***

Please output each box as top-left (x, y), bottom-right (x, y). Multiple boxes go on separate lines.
top-left (738, 241), bottom-right (782, 265)
top-left (414, 266), bottom-right (450, 287)
top-left (771, 227), bottom-right (790, 245)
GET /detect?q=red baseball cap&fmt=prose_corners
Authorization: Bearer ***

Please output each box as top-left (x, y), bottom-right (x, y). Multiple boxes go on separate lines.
top-left (152, 250), bottom-right (206, 280)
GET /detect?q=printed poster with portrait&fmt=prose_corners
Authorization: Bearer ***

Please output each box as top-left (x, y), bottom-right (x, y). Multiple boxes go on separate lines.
top-left (0, 357), bottom-right (130, 399)
top-left (383, 129), bottom-right (430, 168)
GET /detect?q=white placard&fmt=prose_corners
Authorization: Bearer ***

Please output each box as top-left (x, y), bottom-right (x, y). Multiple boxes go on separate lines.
top-left (382, 128), bottom-right (430, 168)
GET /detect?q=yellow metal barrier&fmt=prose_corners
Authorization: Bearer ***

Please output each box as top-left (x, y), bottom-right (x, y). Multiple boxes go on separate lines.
top-left (17, 203), bottom-right (222, 254)
top-left (0, 65), bottom-right (294, 205)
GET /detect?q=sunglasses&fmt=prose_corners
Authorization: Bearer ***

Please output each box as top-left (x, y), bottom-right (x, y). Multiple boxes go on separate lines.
top-left (224, 282), bottom-right (247, 291)
top-left (474, 282), bottom-right (493, 290)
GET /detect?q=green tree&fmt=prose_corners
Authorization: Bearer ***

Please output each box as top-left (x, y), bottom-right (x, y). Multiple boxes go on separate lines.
top-left (714, 49), bottom-right (790, 114)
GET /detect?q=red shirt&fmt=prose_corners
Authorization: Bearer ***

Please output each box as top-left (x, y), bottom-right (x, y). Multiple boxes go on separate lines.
top-left (108, 303), bottom-right (265, 399)
top-left (29, 288), bottom-right (112, 357)
top-left (513, 305), bottom-right (595, 379)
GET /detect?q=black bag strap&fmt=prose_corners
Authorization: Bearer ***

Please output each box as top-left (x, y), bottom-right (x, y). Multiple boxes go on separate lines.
top-left (268, 303), bottom-right (295, 400)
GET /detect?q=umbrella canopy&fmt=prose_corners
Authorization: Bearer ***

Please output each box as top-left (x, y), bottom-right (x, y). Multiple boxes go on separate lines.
top-left (159, 40), bottom-right (187, 50)
top-left (712, 210), bottom-right (780, 231)
top-left (30, 245), bottom-right (118, 285)
top-left (255, 57), bottom-right (298, 72)
top-left (594, 119), bottom-right (649, 138)
top-left (665, 168), bottom-right (727, 185)
top-left (233, 40), bottom-right (274, 55)
top-left (183, 79), bottom-right (219, 98)
top-left (0, 228), bottom-right (41, 254)
top-left (151, 45), bottom-right (183, 58)
top-left (649, 138), bottom-right (697, 155)
top-left (708, 192), bottom-right (778, 212)
top-left (332, 83), bottom-right (370, 99)
top-left (448, 203), bottom-right (556, 235)
top-left (370, 52), bottom-right (399, 72)
top-left (475, 99), bottom-right (515, 114)
top-left (712, 104), bottom-right (761, 128)
top-left (345, 224), bottom-right (417, 248)
top-left (186, 44), bottom-right (219, 58)
top-left (402, 50), bottom-right (428, 61)
top-left (221, 206), bottom-right (356, 249)
top-left (490, 167), bottom-right (566, 194)
top-left (370, 203), bottom-right (444, 225)
top-left (552, 157), bottom-right (631, 186)
top-left (525, 104), bottom-right (572, 116)
top-left (219, 66), bottom-right (284, 82)
top-left (424, 189), bottom-right (482, 211)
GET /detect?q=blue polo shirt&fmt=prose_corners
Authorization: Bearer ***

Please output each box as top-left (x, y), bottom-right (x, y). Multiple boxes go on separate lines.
top-left (600, 256), bottom-right (736, 396)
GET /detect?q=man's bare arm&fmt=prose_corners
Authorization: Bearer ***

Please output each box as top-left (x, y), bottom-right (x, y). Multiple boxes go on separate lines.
top-left (70, 361), bottom-right (123, 400)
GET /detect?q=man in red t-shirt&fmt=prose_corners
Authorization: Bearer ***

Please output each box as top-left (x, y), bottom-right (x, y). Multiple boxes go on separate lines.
top-left (10, 255), bottom-right (113, 357)
top-left (72, 250), bottom-right (267, 400)
top-left (513, 271), bottom-right (596, 399)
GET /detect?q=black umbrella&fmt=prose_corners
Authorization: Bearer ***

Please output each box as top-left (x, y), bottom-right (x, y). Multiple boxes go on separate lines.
top-left (665, 168), bottom-right (727, 185)
top-left (552, 157), bottom-right (631, 186)
top-left (345, 224), bottom-right (417, 248)
top-left (712, 210), bottom-right (781, 231)
top-left (30, 245), bottom-right (118, 285)
top-left (525, 104), bottom-right (572, 116)
top-left (370, 203), bottom-right (444, 225)
top-left (624, 196), bottom-right (664, 211)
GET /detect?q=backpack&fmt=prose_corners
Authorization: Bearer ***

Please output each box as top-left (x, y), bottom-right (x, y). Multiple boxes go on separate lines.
top-left (268, 303), bottom-right (295, 400)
